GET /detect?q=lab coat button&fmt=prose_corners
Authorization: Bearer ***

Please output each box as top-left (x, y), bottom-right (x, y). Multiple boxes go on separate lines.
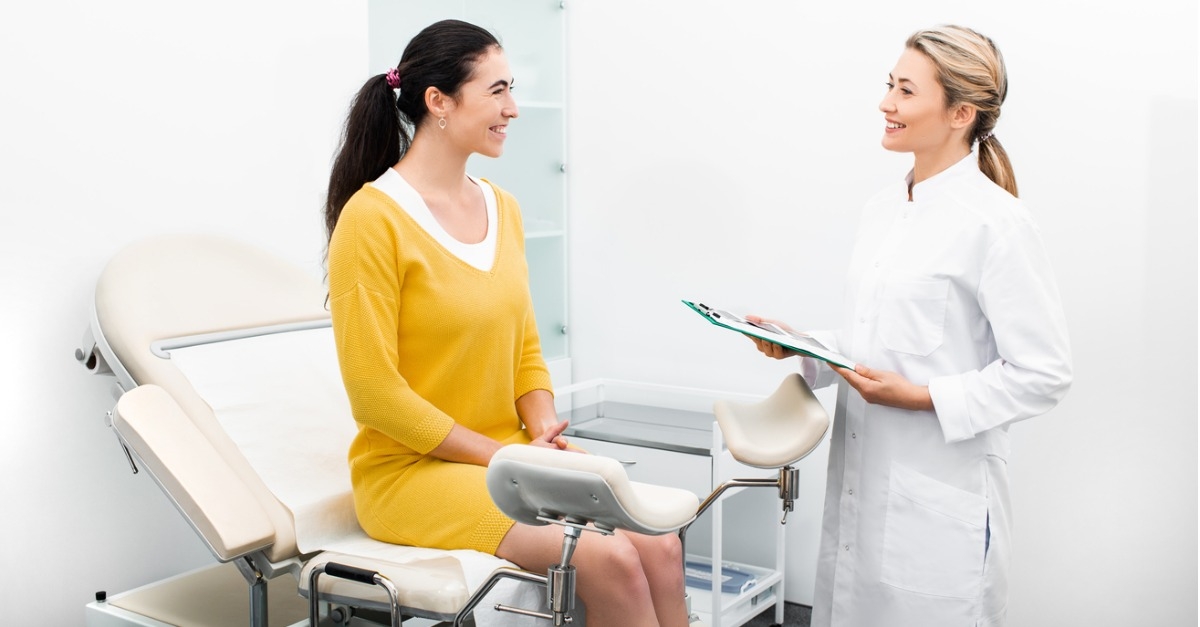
top-left (844, 544), bottom-right (850, 551)
top-left (848, 489), bottom-right (854, 495)
top-left (851, 432), bottom-right (857, 439)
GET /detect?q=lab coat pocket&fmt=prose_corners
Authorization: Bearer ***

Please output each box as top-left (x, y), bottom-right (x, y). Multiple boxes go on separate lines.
top-left (880, 463), bottom-right (987, 599)
top-left (879, 278), bottom-right (948, 356)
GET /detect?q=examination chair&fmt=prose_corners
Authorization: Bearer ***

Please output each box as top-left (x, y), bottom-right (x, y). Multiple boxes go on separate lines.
top-left (475, 371), bottom-right (829, 627)
top-left (76, 234), bottom-right (829, 627)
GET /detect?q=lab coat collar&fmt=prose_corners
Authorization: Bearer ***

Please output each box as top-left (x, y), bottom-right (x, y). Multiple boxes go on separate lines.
top-left (904, 151), bottom-right (978, 202)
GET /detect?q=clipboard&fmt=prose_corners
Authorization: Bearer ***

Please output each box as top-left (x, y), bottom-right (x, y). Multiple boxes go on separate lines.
top-left (682, 300), bottom-right (856, 370)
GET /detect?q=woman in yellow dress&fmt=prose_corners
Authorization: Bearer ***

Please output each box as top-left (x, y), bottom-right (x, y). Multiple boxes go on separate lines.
top-left (324, 19), bottom-right (688, 627)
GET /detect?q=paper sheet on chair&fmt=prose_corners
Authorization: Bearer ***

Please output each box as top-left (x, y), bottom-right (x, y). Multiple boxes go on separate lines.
top-left (170, 327), bottom-right (359, 553)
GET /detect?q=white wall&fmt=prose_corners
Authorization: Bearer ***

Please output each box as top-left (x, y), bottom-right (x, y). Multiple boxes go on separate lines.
top-left (565, 1), bottom-right (1197, 624)
top-left (0, 2), bottom-right (366, 624)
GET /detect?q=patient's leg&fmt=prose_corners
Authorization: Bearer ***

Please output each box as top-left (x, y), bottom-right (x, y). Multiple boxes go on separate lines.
top-left (625, 531), bottom-right (688, 627)
top-left (496, 523), bottom-right (687, 627)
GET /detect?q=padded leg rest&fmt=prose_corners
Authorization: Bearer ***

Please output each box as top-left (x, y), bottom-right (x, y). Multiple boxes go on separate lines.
top-left (488, 445), bottom-right (700, 535)
top-left (713, 372), bottom-right (830, 469)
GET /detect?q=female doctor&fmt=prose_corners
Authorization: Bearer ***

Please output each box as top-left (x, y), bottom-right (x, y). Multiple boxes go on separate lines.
top-left (748, 25), bottom-right (1072, 627)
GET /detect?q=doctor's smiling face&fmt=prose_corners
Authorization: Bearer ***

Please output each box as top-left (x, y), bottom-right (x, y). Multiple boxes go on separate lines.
top-left (879, 48), bottom-right (959, 158)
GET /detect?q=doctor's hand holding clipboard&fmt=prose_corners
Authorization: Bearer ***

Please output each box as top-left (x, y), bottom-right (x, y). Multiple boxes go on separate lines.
top-left (742, 314), bottom-right (803, 360)
top-left (744, 314), bottom-right (934, 412)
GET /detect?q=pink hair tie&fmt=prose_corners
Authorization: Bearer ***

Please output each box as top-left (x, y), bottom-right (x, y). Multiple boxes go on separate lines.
top-left (385, 67), bottom-right (401, 89)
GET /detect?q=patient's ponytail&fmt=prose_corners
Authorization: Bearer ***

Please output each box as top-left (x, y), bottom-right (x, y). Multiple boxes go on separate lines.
top-left (323, 19), bottom-right (503, 244)
top-left (325, 75), bottom-right (407, 242)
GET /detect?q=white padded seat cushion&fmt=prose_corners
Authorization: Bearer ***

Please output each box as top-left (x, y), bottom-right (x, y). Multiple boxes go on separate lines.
top-left (297, 531), bottom-right (534, 620)
top-left (300, 552), bottom-right (469, 615)
top-left (487, 445), bottom-right (700, 534)
top-left (713, 373), bottom-right (830, 469)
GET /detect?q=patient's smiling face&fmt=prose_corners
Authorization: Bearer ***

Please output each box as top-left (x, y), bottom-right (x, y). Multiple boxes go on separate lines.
top-left (445, 47), bottom-right (519, 159)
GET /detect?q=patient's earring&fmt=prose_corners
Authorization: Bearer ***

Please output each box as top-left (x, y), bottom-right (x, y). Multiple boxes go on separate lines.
top-left (438, 117), bottom-right (447, 130)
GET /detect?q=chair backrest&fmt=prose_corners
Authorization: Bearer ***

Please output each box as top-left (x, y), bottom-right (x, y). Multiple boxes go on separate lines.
top-left (713, 373), bottom-right (830, 469)
top-left (93, 234), bottom-right (333, 561)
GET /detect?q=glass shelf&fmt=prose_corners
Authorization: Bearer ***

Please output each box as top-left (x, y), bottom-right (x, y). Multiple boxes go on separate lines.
top-left (560, 401), bottom-right (717, 456)
top-left (525, 229), bottom-right (566, 240)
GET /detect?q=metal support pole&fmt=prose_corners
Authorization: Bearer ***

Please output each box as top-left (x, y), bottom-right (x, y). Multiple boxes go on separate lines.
top-left (233, 556), bottom-right (268, 627)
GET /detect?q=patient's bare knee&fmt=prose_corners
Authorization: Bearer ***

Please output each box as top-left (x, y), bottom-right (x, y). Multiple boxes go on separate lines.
top-left (634, 533), bottom-right (685, 588)
top-left (652, 533), bottom-right (683, 565)
top-left (583, 535), bottom-right (650, 593)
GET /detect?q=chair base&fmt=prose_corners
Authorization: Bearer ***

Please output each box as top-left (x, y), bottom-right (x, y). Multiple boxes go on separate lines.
top-left (85, 561), bottom-right (307, 627)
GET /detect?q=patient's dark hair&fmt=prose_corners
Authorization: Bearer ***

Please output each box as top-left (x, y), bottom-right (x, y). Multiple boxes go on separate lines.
top-left (324, 19), bottom-right (501, 243)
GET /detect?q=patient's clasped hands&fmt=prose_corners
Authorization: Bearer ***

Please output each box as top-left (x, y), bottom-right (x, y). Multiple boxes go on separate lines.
top-left (531, 419), bottom-right (571, 451)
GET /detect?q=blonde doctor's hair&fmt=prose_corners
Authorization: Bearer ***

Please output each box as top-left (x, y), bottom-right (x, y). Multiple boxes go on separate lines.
top-left (907, 25), bottom-right (1018, 198)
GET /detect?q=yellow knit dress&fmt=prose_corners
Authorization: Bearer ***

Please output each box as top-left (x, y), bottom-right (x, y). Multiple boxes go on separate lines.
top-left (327, 178), bottom-right (552, 554)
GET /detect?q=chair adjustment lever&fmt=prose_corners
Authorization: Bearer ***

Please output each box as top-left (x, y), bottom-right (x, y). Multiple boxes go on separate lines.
top-left (107, 412), bottom-right (139, 475)
top-left (494, 603), bottom-right (558, 621)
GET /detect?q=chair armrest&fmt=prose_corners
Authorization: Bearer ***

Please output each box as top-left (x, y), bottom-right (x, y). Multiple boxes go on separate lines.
top-left (113, 384), bottom-right (276, 561)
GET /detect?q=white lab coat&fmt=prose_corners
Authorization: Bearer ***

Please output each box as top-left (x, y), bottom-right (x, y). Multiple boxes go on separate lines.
top-left (802, 153), bottom-right (1072, 627)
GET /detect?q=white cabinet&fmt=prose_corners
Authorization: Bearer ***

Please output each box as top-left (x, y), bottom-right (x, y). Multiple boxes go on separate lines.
top-left (368, 1), bottom-right (570, 363)
top-left (557, 380), bottom-right (788, 627)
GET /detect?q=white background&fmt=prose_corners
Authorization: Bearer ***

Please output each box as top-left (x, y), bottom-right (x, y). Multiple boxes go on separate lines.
top-left (1, 1), bottom-right (1195, 626)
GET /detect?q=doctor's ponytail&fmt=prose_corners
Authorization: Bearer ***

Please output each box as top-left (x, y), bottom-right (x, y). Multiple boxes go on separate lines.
top-left (908, 25), bottom-right (1018, 198)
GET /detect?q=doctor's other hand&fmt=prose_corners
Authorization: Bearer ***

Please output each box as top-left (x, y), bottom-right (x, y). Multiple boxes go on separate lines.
top-left (744, 315), bottom-right (798, 360)
top-left (531, 419), bottom-right (571, 450)
top-left (830, 363), bottom-right (934, 411)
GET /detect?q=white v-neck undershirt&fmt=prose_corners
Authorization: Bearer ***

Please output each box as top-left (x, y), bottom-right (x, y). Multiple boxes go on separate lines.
top-left (372, 168), bottom-right (498, 271)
